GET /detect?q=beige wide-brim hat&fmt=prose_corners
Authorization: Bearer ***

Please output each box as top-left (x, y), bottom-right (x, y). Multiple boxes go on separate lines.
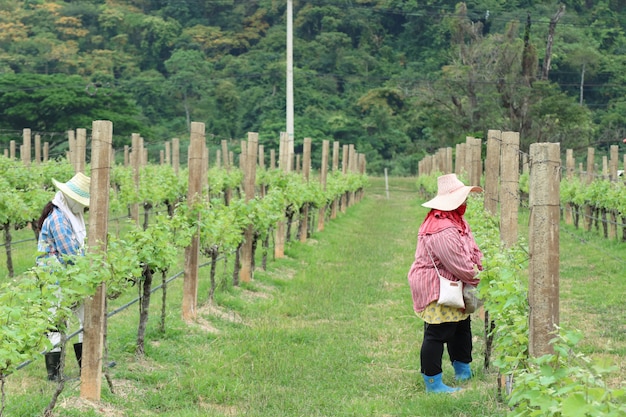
top-left (422, 173), bottom-right (482, 211)
top-left (52, 172), bottom-right (91, 207)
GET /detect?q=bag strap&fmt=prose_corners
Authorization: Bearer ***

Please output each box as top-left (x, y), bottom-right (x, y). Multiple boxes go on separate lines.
top-left (427, 247), bottom-right (461, 285)
top-left (426, 247), bottom-right (442, 276)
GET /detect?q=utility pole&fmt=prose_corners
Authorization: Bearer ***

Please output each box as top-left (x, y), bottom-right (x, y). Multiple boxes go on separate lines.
top-left (286, 0), bottom-right (294, 171)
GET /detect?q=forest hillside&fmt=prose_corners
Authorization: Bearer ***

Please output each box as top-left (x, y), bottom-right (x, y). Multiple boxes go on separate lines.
top-left (1, 0), bottom-right (625, 174)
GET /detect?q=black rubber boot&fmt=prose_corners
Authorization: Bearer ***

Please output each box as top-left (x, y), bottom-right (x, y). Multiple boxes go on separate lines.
top-left (44, 351), bottom-right (61, 381)
top-left (73, 342), bottom-right (83, 372)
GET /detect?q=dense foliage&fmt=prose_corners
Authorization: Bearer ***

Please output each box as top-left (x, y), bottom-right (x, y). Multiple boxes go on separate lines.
top-left (1, 0), bottom-right (626, 173)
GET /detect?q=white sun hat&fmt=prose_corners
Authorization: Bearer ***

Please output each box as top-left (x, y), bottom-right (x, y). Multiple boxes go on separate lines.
top-left (52, 172), bottom-right (91, 207)
top-left (422, 173), bottom-right (482, 211)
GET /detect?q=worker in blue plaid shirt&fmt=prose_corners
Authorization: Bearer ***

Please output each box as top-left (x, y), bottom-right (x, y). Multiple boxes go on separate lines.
top-left (35, 172), bottom-right (90, 381)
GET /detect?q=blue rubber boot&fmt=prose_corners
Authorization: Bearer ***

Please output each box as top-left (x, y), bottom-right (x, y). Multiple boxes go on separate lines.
top-left (422, 373), bottom-right (461, 393)
top-left (453, 361), bottom-right (472, 381)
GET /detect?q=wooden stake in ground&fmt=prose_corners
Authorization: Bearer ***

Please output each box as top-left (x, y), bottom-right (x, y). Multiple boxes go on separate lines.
top-left (299, 138), bottom-right (311, 243)
top-left (274, 132), bottom-right (289, 258)
top-left (528, 142), bottom-right (560, 357)
top-left (67, 130), bottom-right (76, 168)
top-left (469, 137), bottom-right (482, 188)
top-left (80, 120), bottom-right (112, 401)
top-left (22, 128), bottom-right (31, 167)
top-left (330, 141), bottom-right (340, 219)
top-left (317, 140), bottom-right (329, 232)
top-left (484, 130), bottom-right (501, 215)
top-left (172, 137), bottom-right (180, 175)
top-left (564, 149), bottom-right (575, 225)
top-left (183, 122), bottom-right (205, 321)
top-left (130, 133), bottom-right (141, 226)
top-left (455, 142), bottom-right (466, 177)
top-left (500, 132), bottom-right (519, 248)
top-left (34, 134), bottom-right (41, 166)
top-left (341, 145), bottom-right (349, 212)
top-left (240, 133), bottom-right (258, 283)
top-left (76, 128), bottom-right (87, 174)
top-left (584, 147), bottom-right (594, 231)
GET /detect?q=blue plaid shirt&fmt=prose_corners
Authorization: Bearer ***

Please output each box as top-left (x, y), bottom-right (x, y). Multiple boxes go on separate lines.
top-left (37, 206), bottom-right (84, 264)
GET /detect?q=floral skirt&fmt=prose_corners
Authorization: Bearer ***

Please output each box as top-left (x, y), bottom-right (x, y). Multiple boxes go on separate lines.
top-left (416, 301), bottom-right (469, 324)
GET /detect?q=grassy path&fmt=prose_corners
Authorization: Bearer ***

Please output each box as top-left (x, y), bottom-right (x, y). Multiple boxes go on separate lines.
top-left (140, 176), bottom-right (505, 417)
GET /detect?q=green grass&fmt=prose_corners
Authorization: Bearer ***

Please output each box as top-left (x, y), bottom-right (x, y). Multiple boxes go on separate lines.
top-left (3, 177), bottom-right (624, 416)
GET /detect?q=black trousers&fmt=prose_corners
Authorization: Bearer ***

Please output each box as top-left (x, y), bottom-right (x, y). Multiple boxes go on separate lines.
top-left (420, 317), bottom-right (472, 376)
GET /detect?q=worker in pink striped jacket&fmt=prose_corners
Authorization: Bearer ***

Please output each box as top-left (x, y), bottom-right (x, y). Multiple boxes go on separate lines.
top-left (407, 173), bottom-right (483, 393)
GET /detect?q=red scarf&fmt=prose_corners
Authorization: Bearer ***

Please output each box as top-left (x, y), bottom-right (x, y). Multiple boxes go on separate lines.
top-left (418, 206), bottom-right (469, 236)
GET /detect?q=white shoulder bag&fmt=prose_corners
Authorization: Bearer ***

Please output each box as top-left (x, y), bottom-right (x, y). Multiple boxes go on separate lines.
top-left (428, 249), bottom-right (465, 309)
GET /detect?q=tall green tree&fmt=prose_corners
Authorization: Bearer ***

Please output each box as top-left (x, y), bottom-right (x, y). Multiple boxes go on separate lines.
top-left (164, 49), bottom-right (213, 132)
top-left (0, 73), bottom-right (146, 148)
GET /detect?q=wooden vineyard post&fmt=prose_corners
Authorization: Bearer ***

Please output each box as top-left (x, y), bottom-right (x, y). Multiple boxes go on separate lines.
top-left (609, 145), bottom-right (618, 180)
top-left (171, 137), bottom-right (180, 175)
top-left (22, 128), bottom-right (31, 167)
top-left (584, 147), bottom-right (594, 231)
top-left (434, 148), bottom-right (444, 173)
top-left (564, 149), bottom-right (575, 225)
top-left (80, 120), bottom-right (112, 401)
top-left (462, 142), bottom-right (469, 177)
top-left (468, 137), bottom-right (482, 187)
top-left (608, 145), bottom-right (619, 240)
top-left (130, 133), bottom-right (141, 226)
top-left (317, 140), bottom-right (329, 232)
top-left (239, 140), bottom-right (246, 170)
top-left (358, 153), bottom-right (366, 201)
top-left (528, 142), bottom-right (560, 357)
top-left (484, 130), bottom-right (501, 215)
top-left (203, 139), bottom-right (209, 193)
top-left (259, 145), bottom-right (266, 197)
top-left (183, 122), bottom-right (205, 321)
top-left (67, 130), bottom-right (76, 168)
top-left (454, 143), bottom-right (463, 176)
top-left (221, 140), bottom-right (232, 205)
top-left (299, 138), bottom-right (311, 243)
top-left (341, 145), bottom-right (348, 212)
top-left (76, 128), bottom-right (87, 174)
top-left (500, 132), bottom-right (520, 248)
top-left (330, 141), bottom-right (340, 219)
top-left (274, 132), bottom-right (289, 258)
top-left (348, 144), bottom-right (356, 207)
top-left (483, 131), bottom-right (500, 379)
top-left (445, 147), bottom-right (453, 174)
top-left (240, 133), bottom-right (258, 283)
top-left (34, 134), bottom-right (41, 165)
top-left (492, 132), bottom-right (519, 390)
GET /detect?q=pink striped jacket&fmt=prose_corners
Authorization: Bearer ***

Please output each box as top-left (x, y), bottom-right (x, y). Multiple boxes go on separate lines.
top-left (407, 226), bottom-right (482, 313)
